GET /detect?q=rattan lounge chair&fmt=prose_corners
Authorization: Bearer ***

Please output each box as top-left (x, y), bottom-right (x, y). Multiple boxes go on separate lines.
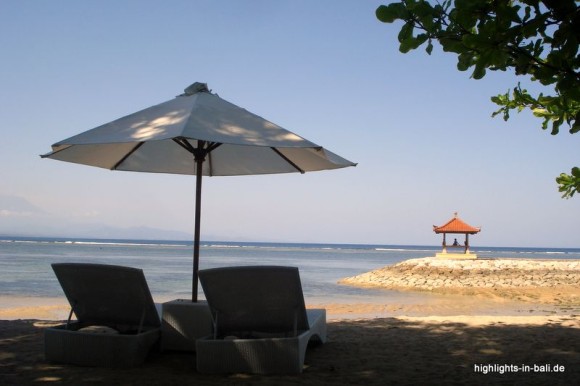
top-left (196, 266), bottom-right (326, 374)
top-left (44, 263), bottom-right (161, 367)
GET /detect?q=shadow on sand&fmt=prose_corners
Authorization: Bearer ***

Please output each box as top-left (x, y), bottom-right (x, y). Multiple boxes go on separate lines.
top-left (0, 317), bottom-right (578, 385)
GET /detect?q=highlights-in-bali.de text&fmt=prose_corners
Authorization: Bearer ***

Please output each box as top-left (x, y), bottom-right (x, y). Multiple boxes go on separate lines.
top-left (474, 363), bottom-right (565, 374)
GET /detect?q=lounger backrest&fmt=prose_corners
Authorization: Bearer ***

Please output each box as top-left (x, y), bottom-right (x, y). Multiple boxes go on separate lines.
top-left (199, 266), bottom-right (309, 336)
top-left (52, 263), bottom-right (160, 328)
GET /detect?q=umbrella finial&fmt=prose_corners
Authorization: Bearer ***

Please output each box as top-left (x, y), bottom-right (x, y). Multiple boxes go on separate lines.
top-left (182, 82), bottom-right (209, 96)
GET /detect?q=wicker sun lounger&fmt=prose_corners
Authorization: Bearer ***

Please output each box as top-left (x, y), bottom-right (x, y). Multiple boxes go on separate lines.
top-left (44, 263), bottom-right (161, 367)
top-left (196, 266), bottom-right (326, 374)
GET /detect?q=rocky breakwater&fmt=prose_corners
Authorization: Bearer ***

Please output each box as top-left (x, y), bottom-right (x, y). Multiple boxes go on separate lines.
top-left (339, 258), bottom-right (580, 306)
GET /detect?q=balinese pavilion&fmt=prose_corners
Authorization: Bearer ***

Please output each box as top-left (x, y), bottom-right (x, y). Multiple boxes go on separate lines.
top-left (433, 213), bottom-right (481, 259)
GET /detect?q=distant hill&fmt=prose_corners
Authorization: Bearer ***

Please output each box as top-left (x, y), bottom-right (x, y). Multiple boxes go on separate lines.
top-left (0, 194), bottom-right (192, 241)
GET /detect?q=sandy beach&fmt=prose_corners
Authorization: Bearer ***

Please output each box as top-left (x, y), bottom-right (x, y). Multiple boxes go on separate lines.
top-left (1, 295), bottom-right (578, 385)
top-left (1, 257), bottom-right (579, 385)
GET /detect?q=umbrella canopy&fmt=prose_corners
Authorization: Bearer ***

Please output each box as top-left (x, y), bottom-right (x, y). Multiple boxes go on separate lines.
top-left (42, 82), bottom-right (356, 301)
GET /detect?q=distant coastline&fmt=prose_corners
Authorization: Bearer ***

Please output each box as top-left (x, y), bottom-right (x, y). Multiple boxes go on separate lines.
top-left (2, 235), bottom-right (580, 256)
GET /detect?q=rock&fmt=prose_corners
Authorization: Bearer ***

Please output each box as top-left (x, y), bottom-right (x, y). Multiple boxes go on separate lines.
top-left (340, 257), bottom-right (580, 291)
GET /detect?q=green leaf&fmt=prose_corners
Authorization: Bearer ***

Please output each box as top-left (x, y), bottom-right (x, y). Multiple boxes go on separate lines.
top-left (472, 64), bottom-right (486, 79)
top-left (413, 1), bottom-right (433, 15)
top-left (426, 41), bottom-right (434, 55)
top-left (376, 4), bottom-right (405, 23)
top-left (399, 39), bottom-right (414, 53)
top-left (550, 119), bottom-right (560, 135)
top-left (457, 53), bottom-right (472, 71)
top-left (556, 169), bottom-right (580, 198)
top-left (414, 33), bottom-right (428, 46)
top-left (398, 22), bottom-right (414, 42)
top-left (532, 108), bottom-right (549, 118)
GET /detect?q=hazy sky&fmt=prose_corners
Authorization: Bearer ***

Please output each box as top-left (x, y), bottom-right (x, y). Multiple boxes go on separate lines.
top-left (1, 1), bottom-right (579, 247)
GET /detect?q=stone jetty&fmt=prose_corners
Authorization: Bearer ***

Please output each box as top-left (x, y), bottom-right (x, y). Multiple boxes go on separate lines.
top-left (339, 258), bottom-right (580, 305)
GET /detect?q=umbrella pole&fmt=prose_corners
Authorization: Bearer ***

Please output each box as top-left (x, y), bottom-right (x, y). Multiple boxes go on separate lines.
top-left (192, 158), bottom-right (203, 302)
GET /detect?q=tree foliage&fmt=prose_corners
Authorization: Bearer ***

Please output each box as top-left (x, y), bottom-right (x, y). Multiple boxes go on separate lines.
top-left (376, 0), bottom-right (580, 197)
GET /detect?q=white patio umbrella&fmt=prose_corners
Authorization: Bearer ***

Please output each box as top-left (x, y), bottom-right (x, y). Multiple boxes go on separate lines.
top-left (42, 82), bottom-right (356, 302)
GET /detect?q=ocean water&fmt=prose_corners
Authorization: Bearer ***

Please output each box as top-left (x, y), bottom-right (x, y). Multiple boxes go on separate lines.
top-left (1, 237), bottom-right (579, 307)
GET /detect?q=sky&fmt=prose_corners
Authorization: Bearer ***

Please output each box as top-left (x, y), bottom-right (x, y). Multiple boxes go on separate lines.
top-left (1, 0), bottom-right (579, 248)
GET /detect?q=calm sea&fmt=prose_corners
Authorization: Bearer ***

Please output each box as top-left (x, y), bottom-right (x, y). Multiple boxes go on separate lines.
top-left (1, 237), bottom-right (579, 307)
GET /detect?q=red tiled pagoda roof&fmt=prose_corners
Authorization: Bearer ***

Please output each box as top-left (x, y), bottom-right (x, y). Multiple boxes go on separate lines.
top-left (433, 214), bottom-right (480, 234)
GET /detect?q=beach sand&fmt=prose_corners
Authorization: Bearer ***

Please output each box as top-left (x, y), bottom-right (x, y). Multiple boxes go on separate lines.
top-left (1, 289), bottom-right (579, 385)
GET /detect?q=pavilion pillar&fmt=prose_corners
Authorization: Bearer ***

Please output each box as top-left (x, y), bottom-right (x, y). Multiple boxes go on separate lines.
top-left (434, 213), bottom-right (479, 259)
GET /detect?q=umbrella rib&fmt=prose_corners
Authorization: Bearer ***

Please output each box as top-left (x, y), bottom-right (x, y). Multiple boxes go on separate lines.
top-left (205, 143), bottom-right (221, 177)
top-left (112, 142), bottom-right (145, 170)
top-left (173, 138), bottom-right (222, 156)
top-left (173, 138), bottom-right (222, 176)
top-left (271, 148), bottom-right (305, 174)
top-left (207, 150), bottom-right (213, 177)
top-left (173, 137), bottom-right (196, 154)
top-left (206, 142), bottom-right (222, 152)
